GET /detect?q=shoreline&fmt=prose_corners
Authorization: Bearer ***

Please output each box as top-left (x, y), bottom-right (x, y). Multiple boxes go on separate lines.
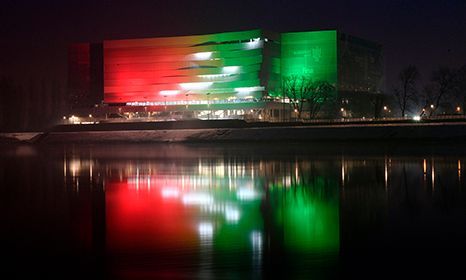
top-left (2, 120), bottom-right (466, 144)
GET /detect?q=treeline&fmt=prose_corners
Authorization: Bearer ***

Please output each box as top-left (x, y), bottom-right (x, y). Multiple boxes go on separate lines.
top-left (392, 64), bottom-right (466, 117)
top-left (0, 77), bottom-right (66, 132)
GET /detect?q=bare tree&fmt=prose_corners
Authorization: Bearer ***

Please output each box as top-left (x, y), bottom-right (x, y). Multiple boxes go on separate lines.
top-left (282, 75), bottom-right (335, 119)
top-left (393, 65), bottom-right (419, 117)
top-left (425, 67), bottom-right (457, 116)
top-left (306, 81), bottom-right (335, 119)
top-left (282, 75), bottom-right (308, 118)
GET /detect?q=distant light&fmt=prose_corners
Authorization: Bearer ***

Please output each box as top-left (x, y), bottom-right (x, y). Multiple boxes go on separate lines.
top-left (180, 82), bottom-right (213, 90)
top-left (294, 109), bottom-right (298, 113)
top-left (88, 114), bottom-right (92, 118)
top-left (222, 66), bottom-right (240, 74)
top-left (430, 104), bottom-right (435, 109)
top-left (383, 106), bottom-right (388, 110)
top-left (160, 90), bottom-right (180, 96)
top-left (340, 108), bottom-right (344, 112)
top-left (413, 116), bottom-right (421, 121)
top-left (193, 52), bottom-right (212, 60)
top-left (69, 115), bottom-right (80, 124)
top-left (457, 106), bottom-right (461, 112)
top-left (62, 116), bottom-right (67, 120)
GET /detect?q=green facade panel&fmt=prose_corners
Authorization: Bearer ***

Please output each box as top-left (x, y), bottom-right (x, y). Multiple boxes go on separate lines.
top-left (281, 30), bottom-right (338, 87)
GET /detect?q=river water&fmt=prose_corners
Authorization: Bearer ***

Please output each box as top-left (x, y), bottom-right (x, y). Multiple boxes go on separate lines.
top-left (1, 142), bottom-right (466, 279)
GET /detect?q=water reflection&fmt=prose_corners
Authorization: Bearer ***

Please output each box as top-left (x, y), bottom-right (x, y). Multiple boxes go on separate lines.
top-left (60, 145), bottom-right (340, 278)
top-left (2, 143), bottom-right (466, 279)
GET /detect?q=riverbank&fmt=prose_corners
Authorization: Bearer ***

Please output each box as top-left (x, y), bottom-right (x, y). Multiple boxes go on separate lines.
top-left (2, 120), bottom-right (466, 143)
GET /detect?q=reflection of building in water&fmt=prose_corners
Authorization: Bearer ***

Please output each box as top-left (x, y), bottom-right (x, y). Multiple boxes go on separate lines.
top-left (267, 177), bottom-right (340, 254)
top-left (60, 148), bottom-right (466, 278)
top-left (62, 155), bottom-right (341, 273)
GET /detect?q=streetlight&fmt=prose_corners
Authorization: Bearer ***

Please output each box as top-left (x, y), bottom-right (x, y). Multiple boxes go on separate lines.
top-left (383, 106), bottom-right (388, 111)
top-left (340, 107), bottom-right (346, 119)
top-left (420, 108), bottom-right (426, 117)
top-left (430, 104), bottom-right (435, 109)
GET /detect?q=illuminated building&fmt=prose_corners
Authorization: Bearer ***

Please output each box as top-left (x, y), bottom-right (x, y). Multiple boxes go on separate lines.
top-left (68, 29), bottom-right (383, 120)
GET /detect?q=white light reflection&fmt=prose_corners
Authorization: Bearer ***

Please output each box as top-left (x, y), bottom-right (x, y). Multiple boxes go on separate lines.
top-left (251, 230), bottom-right (262, 249)
top-left (69, 159), bottom-right (81, 178)
top-left (161, 188), bottom-right (179, 198)
top-left (225, 206), bottom-right (240, 222)
top-left (431, 158), bottom-right (435, 191)
top-left (341, 157), bottom-right (345, 188)
top-left (458, 160), bottom-right (462, 182)
top-left (198, 222), bottom-right (214, 238)
top-left (237, 188), bottom-right (257, 200)
top-left (384, 157), bottom-right (388, 190)
top-left (89, 161), bottom-right (93, 182)
top-left (250, 231), bottom-right (263, 268)
top-left (182, 193), bottom-right (213, 205)
top-left (63, 154), bottom-right (67, 182)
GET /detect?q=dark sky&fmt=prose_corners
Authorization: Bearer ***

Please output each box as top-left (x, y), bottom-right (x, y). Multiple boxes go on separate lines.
top-left (1, 0), bottom-right (466, 87)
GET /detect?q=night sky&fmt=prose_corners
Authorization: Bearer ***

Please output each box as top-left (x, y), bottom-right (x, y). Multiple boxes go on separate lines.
top-left (1, 0), bottom-right (466, 88)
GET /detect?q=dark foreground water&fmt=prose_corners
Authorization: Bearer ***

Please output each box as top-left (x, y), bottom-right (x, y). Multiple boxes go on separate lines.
top-left (1, 142), bottom-right (466, 279)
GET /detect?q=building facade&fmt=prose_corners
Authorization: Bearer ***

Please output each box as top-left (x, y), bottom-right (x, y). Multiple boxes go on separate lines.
top-left (68, 43), bottom-right (103, 110)
top-left (68, 29), bottom-right (383, 121)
